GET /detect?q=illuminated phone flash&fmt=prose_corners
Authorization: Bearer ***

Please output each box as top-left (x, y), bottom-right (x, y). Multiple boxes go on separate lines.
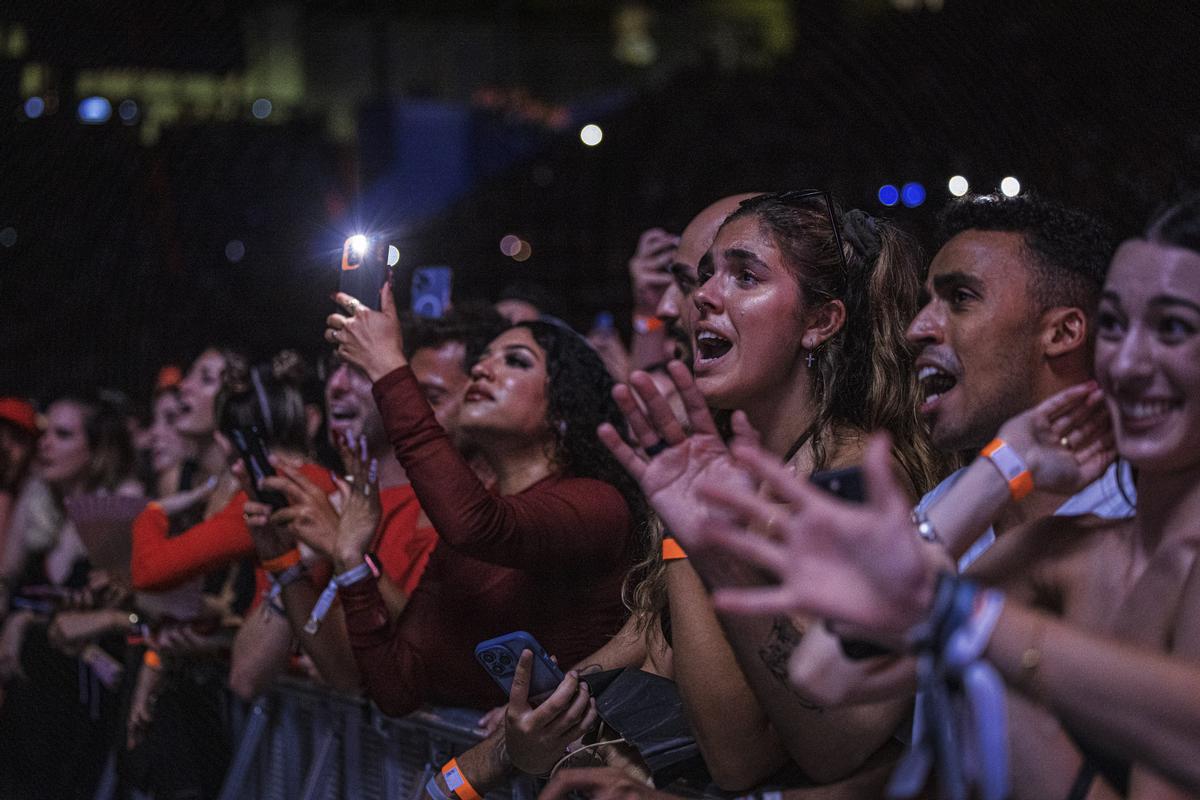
top-left (342, 235), bottom-right (370, 271)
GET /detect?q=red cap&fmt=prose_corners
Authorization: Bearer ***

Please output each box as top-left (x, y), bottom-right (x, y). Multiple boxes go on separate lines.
top-left (0, 398), bottom-right (38, 435)
top-left (155, 365), bottom-right (183, 392)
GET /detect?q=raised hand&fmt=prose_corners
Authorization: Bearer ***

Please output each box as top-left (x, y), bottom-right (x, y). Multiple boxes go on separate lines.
top-left (325, 285), bottom-right (407, 382)
top-left (243, 498), bottom-right (297, 562)
top-left (628, 228), bottom-right (679, 313)
top-left (505, 650), bottom-right (599, 776)
top-left (329, 432), bottom-right (381, 571)
top-left (260, 460), bottom-right (339, 559)
top-left (995, 381), bottom-right (1115, 495)
top-left (694, 433), bottom-right (937, 643)
top-left (597, 361), bottom-right (750, 549)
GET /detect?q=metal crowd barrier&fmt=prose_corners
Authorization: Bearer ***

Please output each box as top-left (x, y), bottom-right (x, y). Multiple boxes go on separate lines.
top-left (217, 678), bottom-right (537, 800)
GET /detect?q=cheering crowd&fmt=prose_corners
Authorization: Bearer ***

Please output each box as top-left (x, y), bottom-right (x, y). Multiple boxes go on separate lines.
top-left (1, 187), bottom-right (1198, 799)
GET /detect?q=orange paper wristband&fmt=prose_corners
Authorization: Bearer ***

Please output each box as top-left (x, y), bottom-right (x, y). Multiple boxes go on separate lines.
top-left (441, 758), bottom-right (482, 800)
top-left (143, 649), bottom-right (162, 669)
top-left (980, 438), bottom-right (1034, 501)
top-left (261, 548), bottom-right (302, 573)
top-left (662, 536), bottom-right (688, 561)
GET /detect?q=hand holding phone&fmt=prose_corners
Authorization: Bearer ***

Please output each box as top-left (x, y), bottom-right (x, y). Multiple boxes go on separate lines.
top-left (493, 644), bottom-right (600, 776)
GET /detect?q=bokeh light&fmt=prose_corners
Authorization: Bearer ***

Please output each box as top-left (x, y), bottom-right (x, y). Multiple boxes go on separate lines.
top-left (579, 124), bottom-right (603, 146)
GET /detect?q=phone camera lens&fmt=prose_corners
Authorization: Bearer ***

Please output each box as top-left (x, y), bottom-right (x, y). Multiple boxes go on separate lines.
top-left (481, 652), bottom-right (495, 663)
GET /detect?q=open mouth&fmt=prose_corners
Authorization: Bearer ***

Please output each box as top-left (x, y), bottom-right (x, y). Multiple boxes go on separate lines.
top-left (695, 330), bottom-right (733, 363)
top-left (918, 365), bottom-right (958, 408)
top-left (329, 406), bottom-right (359, 423)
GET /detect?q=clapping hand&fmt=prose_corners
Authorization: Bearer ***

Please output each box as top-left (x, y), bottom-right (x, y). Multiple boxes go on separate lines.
top-left (995, 381), bottom-right (1115, 495)
top-left (693, 433), bottom-right (937, 645)
top-left (328, 432), bottom-right (382, 571)
top-left (597, 361), bottom-right (754, 550)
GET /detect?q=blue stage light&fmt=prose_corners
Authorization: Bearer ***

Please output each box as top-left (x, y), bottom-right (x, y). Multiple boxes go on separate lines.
top-left (78, 96), bottom-right (112, 124)
top-left (878, 184), bottom-right (899, 207)
top-left (23, 97), bottom-right (45, 119)
top-left (901, 182), bottom-right (926, 207)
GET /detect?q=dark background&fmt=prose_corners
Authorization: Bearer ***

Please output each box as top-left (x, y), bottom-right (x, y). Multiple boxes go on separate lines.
top-left (2, 1), bottom-right (1198, 404)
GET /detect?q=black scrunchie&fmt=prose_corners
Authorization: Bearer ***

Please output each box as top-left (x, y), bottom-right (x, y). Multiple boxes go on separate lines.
top-left (842, 209), bottom-right (882, 264)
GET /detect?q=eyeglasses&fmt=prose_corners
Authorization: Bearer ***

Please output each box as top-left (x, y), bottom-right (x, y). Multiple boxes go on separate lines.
top-left (771, 189), bottom-right (850, 275)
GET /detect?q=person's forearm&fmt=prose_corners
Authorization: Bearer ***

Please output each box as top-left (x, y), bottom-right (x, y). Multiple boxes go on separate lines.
top-left (718, 609), bottom-right (908, 783)
top-left (341, 577), bottom-right (428, 717)
top-left (280, 579), bottom-right (361, 693)
top-left (925, 454), bottom-right (1065, 563)
top-left (666, 561), bottom-right (789, 791)
top-left (687, 541), bottom-right (908, 782)
top-left (228, 605), bottom-right (294, 701)
top-left (428, 731), bottom-right (514, 799)
top-left (988, 604), bottom-right (1200, 793)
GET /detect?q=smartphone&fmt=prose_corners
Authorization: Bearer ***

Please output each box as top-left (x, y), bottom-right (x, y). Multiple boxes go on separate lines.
top-left (809, 465), bottom-right (865, 503)
top-left (410, 265), bottom-right (452, 318)
top-left (229, 426), bottom-right (287, 510)
top-left (474, 631), bottom-right (564, 699)
top-left (810, 466), bottom-right (890, 659)
top-left (339, 235), bottom-right (391, 312)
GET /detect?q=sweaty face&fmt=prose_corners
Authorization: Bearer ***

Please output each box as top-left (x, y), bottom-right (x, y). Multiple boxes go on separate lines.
top-left (37, 401), bottom-right (92, 488)
top-left (906, 231), bottom-right (1043, 452)
top-left (149, 392), bottom-right (190, 474)
top-left (459, 327), bottom-right (552, 444)
top-left (692, 215), bottom-right (808, 410)
top-left (1095, 240), bottom-right (1200, 473)
top-left (410, 341), bottom-right (470, 435)
top-left (325, 361), bottom-right (385, 450)
top-left (176, 349), bottom-right (226, 438)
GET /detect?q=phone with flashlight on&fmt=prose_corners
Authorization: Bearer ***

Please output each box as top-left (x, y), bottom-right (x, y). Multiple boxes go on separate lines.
top-left (339, 234), bottom-right (395, 311)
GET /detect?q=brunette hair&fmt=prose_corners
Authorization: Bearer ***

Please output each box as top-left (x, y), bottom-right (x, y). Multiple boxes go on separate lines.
top-left (723, 191), bottom-right (945, 496)
top-left (216, 349), bottom-right (310, 454)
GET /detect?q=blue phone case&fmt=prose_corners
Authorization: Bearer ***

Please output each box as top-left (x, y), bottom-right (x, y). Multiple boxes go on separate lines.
top-left (474, 631), bottom-right (564, 698)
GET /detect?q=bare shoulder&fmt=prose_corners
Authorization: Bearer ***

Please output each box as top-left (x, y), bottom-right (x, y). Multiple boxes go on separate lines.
top-left (1170, 546), bottom-right (1200, 658)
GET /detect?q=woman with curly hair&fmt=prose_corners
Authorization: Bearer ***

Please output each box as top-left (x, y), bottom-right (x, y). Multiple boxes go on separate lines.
top-left (324, 285), bottom-right (648, 716)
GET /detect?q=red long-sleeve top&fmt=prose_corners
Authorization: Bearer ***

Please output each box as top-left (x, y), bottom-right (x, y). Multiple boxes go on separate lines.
top-left (131, 463), bottom-right (335, 592)
top-left (341, 366), bottom-right (635, 716)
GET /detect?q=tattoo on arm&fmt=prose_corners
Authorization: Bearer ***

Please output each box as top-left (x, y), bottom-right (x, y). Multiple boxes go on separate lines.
top-left (758, 617), bottom-right (822, 711)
